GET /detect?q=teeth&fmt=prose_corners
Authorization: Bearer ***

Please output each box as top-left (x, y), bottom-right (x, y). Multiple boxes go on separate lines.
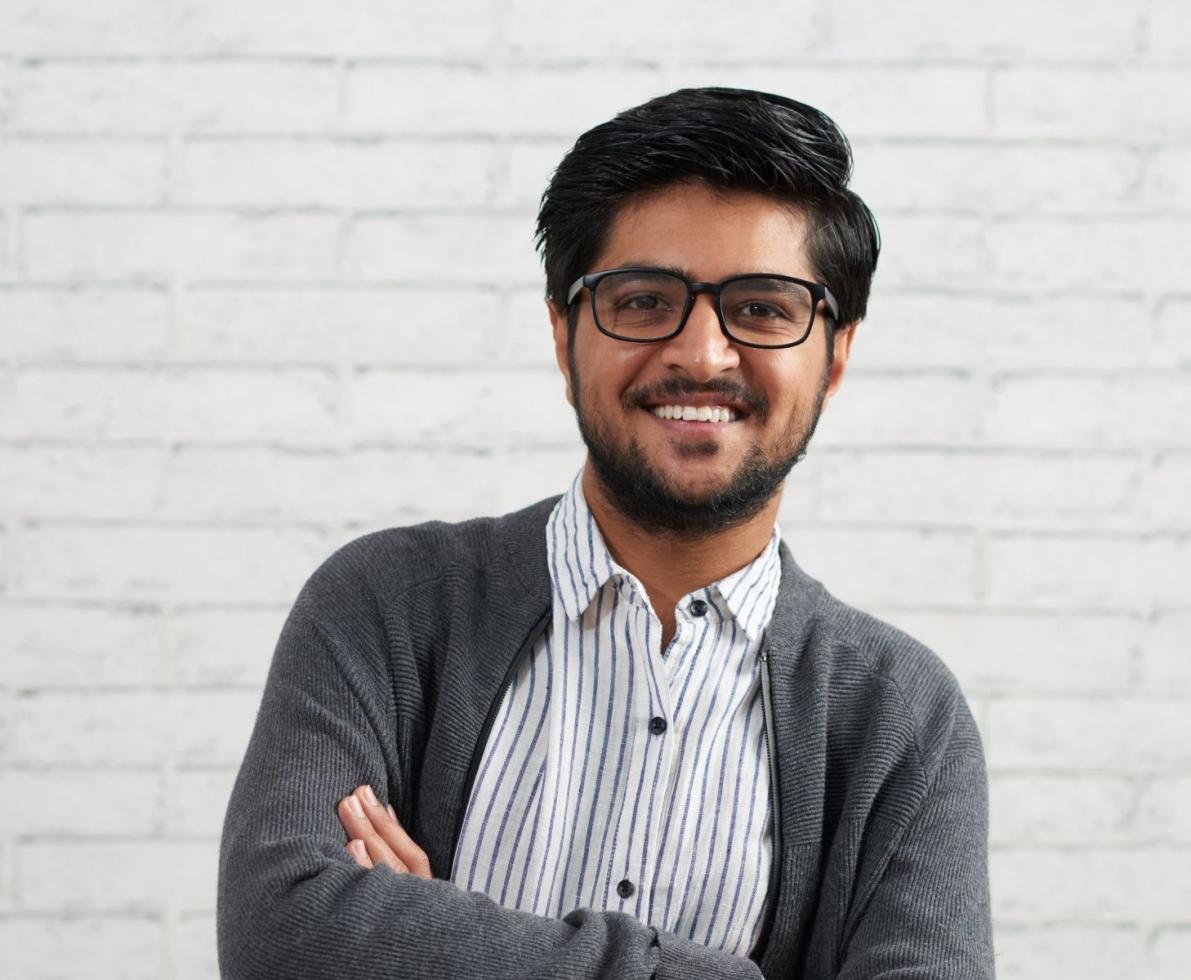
top-left (650, 405), bottom-right (737, 423)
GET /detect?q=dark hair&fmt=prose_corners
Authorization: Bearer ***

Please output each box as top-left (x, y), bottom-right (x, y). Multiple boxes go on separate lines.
top-left (535, 87), bottom-right (880, 330)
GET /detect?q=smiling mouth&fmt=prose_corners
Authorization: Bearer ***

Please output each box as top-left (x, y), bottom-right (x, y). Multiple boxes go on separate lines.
top-left (649, 404), bottom-right (739, 423)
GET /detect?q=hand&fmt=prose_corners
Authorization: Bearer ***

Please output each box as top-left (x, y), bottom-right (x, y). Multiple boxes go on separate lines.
top-left (337, 784), bottom-right (433, 879)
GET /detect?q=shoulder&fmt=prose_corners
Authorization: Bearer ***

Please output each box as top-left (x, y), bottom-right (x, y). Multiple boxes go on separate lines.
top-left (825, 589), bottom-right (982, 777)
top-left (773, 549), bottom-right (982, 778)
top-left (290, 495), bottom-right (559, 632)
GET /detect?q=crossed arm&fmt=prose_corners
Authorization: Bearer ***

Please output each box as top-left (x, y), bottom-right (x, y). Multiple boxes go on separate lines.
top-left (336, 782), bottom-right (432, 879)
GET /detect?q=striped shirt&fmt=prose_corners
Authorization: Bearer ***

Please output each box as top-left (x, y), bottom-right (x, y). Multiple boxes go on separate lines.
top-left (451, 471), bottom-right (779, 956)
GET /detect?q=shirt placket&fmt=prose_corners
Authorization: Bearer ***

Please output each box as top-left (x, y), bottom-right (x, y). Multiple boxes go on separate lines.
top-left (597, 576), bottom-right (676, 922)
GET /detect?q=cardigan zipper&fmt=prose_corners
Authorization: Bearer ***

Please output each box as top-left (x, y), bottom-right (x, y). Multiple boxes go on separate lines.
top-left (453, 608), bottom-right (553, 851)
top-left (750, 646), bottom-right (782, 964)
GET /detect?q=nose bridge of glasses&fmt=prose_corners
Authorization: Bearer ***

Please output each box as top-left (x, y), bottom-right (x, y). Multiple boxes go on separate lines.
top-left (684, 281), bottom-right (728, 332)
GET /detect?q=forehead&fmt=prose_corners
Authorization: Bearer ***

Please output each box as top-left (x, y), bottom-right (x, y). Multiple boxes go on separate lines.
top-left (595, 181), bottom-right (815, 281)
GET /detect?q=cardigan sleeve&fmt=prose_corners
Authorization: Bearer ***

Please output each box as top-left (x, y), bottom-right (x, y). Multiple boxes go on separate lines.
top-left (834, 738), bottom-right (995, 979)
top-left (216, 601), bottom-right (763, 980)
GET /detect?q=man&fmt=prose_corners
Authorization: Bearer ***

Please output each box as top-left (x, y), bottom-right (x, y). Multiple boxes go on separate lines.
top-left (218, 87), bottom-right (994, 979)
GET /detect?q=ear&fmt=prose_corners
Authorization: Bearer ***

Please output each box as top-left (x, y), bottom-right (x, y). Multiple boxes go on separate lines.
top-left (824, 322), bottom-right (858, 403)
top-left (548, 298), bottom-right (575, 407)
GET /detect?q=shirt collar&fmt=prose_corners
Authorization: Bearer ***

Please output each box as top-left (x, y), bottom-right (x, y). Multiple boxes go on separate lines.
top-left (546, 469), bottom-right (783, 641)
top-left (546, 470), bottom-right (618, 622)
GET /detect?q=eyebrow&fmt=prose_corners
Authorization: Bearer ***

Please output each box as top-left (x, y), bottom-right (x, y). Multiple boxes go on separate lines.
top-left (614, 262), bottom-right (699, 280)
top-left (611, 263), bottom-right (803, 283)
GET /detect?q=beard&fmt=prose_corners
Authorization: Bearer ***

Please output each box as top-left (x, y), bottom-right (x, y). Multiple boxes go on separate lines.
top-left (569, 352), bottom-right (831, 537)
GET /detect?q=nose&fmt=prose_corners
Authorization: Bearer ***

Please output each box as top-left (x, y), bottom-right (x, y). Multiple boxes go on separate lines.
top-left (658, 293), bottom-right (741, 381)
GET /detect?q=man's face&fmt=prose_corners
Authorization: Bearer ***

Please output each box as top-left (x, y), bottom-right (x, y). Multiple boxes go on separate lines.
top-left (550, 181), bottom-right (855, 535)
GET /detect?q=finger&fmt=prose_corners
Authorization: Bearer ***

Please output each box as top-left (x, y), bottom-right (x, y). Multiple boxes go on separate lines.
top-left (353, 785), bottom-right (433, 879)
top-left (362, 834), bottom-right (409, 875)
top-left (337, 793), bottom-right (409, 875)
top-left (345, 839), bottom-right (373, 869)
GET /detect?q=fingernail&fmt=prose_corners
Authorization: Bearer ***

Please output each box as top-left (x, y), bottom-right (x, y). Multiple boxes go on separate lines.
top-left (387, 804), bottom-right (397, 820)
top-left (362, 785), bottom-right (379, 807)
top-left (348, 794), bottom-right (365, 819)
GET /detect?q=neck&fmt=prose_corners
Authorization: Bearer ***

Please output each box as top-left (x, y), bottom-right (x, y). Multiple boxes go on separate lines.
top-left (580, 462), bottom-right (780, 640)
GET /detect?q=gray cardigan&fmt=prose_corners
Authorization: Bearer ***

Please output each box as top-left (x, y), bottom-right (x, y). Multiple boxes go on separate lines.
top-left (218, 497), bottom-right (994, 979)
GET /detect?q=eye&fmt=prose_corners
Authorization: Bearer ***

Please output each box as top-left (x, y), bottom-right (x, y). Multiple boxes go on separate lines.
top-left (737, 301), bottom-right (790, 320)
top-left (619, 292), bottom-right (669, 311)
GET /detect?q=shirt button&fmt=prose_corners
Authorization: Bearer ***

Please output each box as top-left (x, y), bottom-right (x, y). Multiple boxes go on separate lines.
top-left (648, 716), bottom-right (667, 735)
top-left (690, 599), bottom-right (708, 617)
top-left (616, 878), bottom-right (635, 899)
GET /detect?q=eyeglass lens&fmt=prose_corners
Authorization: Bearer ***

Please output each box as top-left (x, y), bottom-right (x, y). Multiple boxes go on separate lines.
top-left (592, 271), bottom-right (816, 346)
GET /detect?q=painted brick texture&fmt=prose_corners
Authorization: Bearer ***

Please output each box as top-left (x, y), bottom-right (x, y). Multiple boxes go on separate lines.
top-left (1, 2), bottom-right (1188, 978)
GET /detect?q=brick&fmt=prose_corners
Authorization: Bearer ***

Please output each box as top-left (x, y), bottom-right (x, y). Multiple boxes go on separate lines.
top-left (345, 368), bottom-right (574, 446)
top-left (9, 690), bottom-right (259, 765)
top-left (497, 138), bottom-right (572, 209)
top-left (173, 0), bottom-right (496, 57)
top-left (1152, 928), bottom-right (1191, 980)
top-left (814, 371), bottom-right (980, 446)
top-left (989, 773), bottom-right (1138, 845)
top-left (24, 210), bottom-right (339, 280)
top-left (176, 138), bottom-right (498, 209)
top-left (170, 766), bottom-right (237, 836)
top-left (1150, 0), bottom-right (1191, 58)
top-left (498, 287), bottom-right (564, 368)
top-left (985, 533), bottom-right (1191, 610)
top-left (1143, 147), bottom-right (1191, 211)
top-left (1136, 776), bottom-right (1191, 842)
top-left (1155, 299), bottom-right (1191, 366)
top-left (775, 524), bottom-right (976, 605)
top-left (986, 697), bottom-right (1191, 769)
top-left (870, 214), bottom-right (991, 290)
top-left (1139, 613), bottom-right (1191, 691)
top-left (3, 367), bottom-right (338, 442)
top-left (855, 290), bottom-right (1153, 372)
top-left (0, 836), bottom-right (9, 912)
top-left (507, 0), bottom-right (833, 59)
top-left (812, 448), bottom-right (1139, 529)
top-left (341, 213), bottom-right (540, 285)
top-left (665, 65), bottom-right (989, 140)
top-left (0, 1), bottom-right (498, 59)
top-left (991, 847), bottom-right (1191, 920)
top-left (175, 285), bottom-right (500, 364)
top-left (0, 213), bottom-right (10, 276)
top-left (821, 0), bottom-right (1143, 59)
top-left (852, 142), bottom-right (1141, 215)
top-left (0, 916), bottom-right (164, 980)
top-left (168, 606), bottom-right (285, 687)
top-left (0, 446), bottom-right (164, 519)
top-left (344, 64), bottom-right (662, 137)
top-left (18, 840), bottom-right (216, 912)
top-left (0, 603), bottom-right (170, 688)
top-left (13, 524), bottom-right (331, 602)
top-left (0, 137), bottom-right (165, 206)
top-left (984, 374), bottom-right (1191, 449)
top-left (0, 1), bottom-right (172, 55)
top-left (174, 913), bottom-right (218, 980)
top-left (885, 609), bottom-right (1137, 695)
top-left (993, 924), bottom-right (1145, 980)
top-left (996, 68), bottom-right (1191, 139)
top-left (163, 445), bottom-right (505, 523)
top-left (986, 218), bottom-right (1191, 292)
top-left (0, 767), bottom-right (161, 834)
top-left (11, 60), bottom-right (338, 133)
top-left (495, 446), bottom-right (586, 514)
top-left (0, 286), bottom-right (170, 361)
top-left (1136, 453), bottom-right (1191, 529)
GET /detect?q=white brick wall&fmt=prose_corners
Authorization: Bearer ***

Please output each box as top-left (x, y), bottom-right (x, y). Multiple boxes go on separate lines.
top-left (1, 2), bottom-right (1188, 977)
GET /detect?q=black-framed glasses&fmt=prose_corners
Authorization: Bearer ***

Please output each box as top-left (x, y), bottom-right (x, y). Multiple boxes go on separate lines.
top-left (566, 267), bottom-right (840, 349)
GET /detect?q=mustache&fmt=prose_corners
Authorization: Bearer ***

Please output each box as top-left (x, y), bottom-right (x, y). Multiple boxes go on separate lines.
top-left (623, 377), bottom-right (769, 418)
